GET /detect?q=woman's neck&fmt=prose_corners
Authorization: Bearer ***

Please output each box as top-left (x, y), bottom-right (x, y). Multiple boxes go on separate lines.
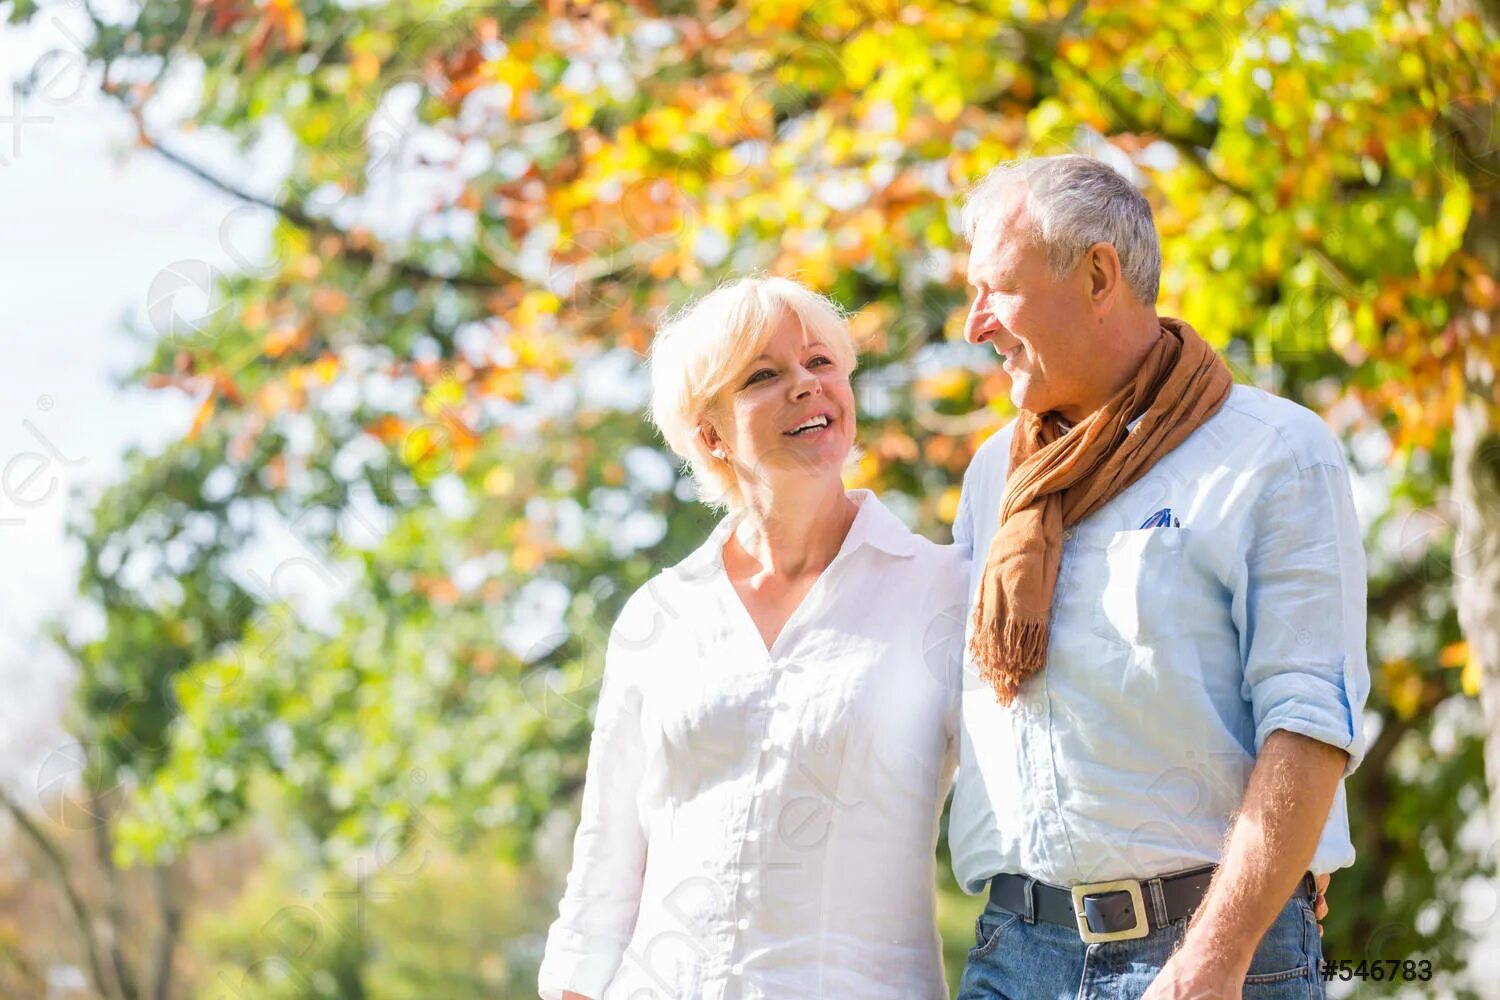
top-left (726, 482), bottom-right (858, 580)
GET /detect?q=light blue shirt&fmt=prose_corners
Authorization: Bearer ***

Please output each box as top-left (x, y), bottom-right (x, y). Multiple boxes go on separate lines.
top-left (948, 383), bottom-right (1370, 891)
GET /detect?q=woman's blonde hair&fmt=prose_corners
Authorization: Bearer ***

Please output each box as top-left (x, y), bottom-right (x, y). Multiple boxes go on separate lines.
top-left (648, 274), bottom-right (860, 511)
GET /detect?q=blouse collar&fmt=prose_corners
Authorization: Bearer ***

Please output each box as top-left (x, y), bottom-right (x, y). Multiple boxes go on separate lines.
top-left (674, 487), bottom-right (916, 582)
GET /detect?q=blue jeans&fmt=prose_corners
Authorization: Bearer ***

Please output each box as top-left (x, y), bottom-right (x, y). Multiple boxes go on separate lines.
top-left (957, 892), bottom-right (1324, 999)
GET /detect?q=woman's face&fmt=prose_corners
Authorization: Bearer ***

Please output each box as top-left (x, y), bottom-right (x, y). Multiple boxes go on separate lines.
top-left (705, 312), bottom-right (857, 496)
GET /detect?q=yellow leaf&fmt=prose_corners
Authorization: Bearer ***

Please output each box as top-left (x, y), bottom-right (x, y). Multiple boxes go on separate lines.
top-left (919, 369), bottom-right (970, 402)
top-left (938, 485), bottom-right (962, 525)
top-left (1381, 658), bottom-right (1424, 721)
top-left (511, 542), bottom-right (544, 573)
top-left (352, 50), bottom-right (380, 86)
top-left (187, 393), bottom-right (216, 441)
top-left (1462, 656), bottom-right (1482, 697)
top-left (483, 465), bottom-right (516, 497)
top-left (312, 354), bottom-right (340, 384)
top-left (842, 450), bottom-right (881, 491)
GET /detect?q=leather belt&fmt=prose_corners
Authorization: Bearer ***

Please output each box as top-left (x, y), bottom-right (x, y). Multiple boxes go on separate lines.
top-left (986, 865), bottom-right (1318, 944)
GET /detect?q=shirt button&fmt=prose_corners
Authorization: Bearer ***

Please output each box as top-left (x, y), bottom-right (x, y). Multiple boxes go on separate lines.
top-left (737, 918), bottom-right (750, 930)
top-left (745, 829), bottom-right (759, 841)
top-left (1063, 528), bottom-right (1074, 540)
top-left (760, 738), bottom-right (773, 751)
top-left (740, 870), bottom-right (754, 884)
top-left (730, 963), bottom-right (744, 975)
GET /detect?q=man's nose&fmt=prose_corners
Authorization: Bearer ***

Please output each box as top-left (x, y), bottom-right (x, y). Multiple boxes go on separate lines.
top-left (964, 297), bottom-right (996, 345)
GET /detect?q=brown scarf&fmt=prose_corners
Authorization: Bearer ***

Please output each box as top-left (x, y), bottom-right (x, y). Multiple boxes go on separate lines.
top-left (968, 316), bottom-right (1234, 705)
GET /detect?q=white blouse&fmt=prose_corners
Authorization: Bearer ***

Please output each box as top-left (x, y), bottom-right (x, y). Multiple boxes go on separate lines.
top-left (538, 489), bottom-right (967, 1000)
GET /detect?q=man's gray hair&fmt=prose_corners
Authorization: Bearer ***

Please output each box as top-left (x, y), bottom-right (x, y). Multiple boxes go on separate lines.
top-left (960, 154), bottom-right (1161, 305)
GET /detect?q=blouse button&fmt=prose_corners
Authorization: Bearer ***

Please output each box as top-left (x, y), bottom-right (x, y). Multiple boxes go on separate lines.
top-left (737, 918), bottom-right (750, 930)
top-left (759, 738), bottom-right (773, 751)
top-left (1063, 528), bottom-right (1075, 540)
top-left (740, 870), bottom-right (754, 884)
top-left (731, 963), bottom-right (744, 975)
top-left (745, 830), bottom-right (759, 842)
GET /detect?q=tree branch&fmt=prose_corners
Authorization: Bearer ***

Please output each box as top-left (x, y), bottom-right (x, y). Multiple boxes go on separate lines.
top-left (92, 810), bottom-right (139, 1000)
top-left (150, 865), bottom-right (182, 1000)
top-left (0, 786), bottom-right (121, 1000)
top-left (121, 110), bottom-right (523, 294)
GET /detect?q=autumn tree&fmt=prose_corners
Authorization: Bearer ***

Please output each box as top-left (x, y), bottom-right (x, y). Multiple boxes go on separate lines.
top-left (3, 0), bottom-right (1496, 992)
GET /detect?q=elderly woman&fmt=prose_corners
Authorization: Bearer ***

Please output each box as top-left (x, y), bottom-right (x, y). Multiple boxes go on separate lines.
top-left (536, 275), bottom-right (968, 999)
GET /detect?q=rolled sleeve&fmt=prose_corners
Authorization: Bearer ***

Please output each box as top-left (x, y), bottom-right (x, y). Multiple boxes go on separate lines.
top-left (1240, 459), bottom-right (1371, 778)
top-left (537, 613), bottom-right (651, 1000)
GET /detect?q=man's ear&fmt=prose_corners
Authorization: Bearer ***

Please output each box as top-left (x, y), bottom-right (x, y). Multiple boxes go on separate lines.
top-left (1085, 241), bottom-right (1125, 315)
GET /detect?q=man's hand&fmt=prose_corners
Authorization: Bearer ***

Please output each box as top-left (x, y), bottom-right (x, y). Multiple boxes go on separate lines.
top-left (1315, 873), bottom-right (1330, 936)
top-left (1142, 951), bottom-right (1244, 1000)
top-left (1141, 873), bottom-right (1333, 1000)
top-left (1142, 731), bottom-right (1347, 999)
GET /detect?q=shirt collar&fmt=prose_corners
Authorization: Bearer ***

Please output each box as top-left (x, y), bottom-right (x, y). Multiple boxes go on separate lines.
top-left (1058, 411), bottom-right (1147, 435)
top-left (675, 488), bottom-right (915, 579)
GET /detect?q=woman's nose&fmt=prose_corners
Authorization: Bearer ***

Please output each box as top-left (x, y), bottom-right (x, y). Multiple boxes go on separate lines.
top-left (790, 368), bottom-right (822, 398)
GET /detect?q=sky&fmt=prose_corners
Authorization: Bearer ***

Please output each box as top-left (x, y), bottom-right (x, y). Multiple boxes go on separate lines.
top-left (0, 6), bottom-right (259, 793)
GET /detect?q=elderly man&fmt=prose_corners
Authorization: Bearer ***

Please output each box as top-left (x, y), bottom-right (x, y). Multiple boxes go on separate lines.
top-left (948, 154), bottom-right (1368, 999)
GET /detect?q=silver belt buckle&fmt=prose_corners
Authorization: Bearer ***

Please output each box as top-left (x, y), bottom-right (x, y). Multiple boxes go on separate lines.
top-left (1070, 878), bottom-right (1149, 944)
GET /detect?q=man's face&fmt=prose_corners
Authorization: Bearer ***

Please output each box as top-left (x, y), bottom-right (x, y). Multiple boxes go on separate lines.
top-left (963, 188), bottom-right (1102, 422)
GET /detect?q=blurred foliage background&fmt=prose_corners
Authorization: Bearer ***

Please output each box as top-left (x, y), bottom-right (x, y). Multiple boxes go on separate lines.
top-left (1, 0), bottom-right (1498, 996)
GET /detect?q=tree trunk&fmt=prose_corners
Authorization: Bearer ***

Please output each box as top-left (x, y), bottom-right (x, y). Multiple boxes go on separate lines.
top-left (1452, 340), bottom-right (1500, 833)
top-left (1444, 0), bottom-right (1500, 841)
top-left (150, 864), bottom-right (181, 1000)
top-left (1447, 72), bottom-right (1500, 833)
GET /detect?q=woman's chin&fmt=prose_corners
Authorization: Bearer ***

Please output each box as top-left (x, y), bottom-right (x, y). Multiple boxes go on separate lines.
top-left (762, 442), bottom-right (851, 483)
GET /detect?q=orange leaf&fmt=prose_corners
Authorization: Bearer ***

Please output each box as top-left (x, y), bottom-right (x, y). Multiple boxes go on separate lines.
top-left (365, 414), bottom-right (406, 444)
top-left (187, 393), bottom-right (216, 441)
top-left (1439, 640), bottom-right (1468, 668)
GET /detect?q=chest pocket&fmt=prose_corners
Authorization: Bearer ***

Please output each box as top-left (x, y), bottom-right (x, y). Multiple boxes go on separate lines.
top-left (1092, 527), bottom-right (1192, 645)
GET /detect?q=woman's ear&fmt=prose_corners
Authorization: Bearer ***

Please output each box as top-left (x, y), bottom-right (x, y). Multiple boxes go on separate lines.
top-left (698, 422), bottom-right (727, 460)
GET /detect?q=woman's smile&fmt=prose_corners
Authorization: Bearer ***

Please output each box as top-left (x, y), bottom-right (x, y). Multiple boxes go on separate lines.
top-left (784, 412), bottom-right (834, 438)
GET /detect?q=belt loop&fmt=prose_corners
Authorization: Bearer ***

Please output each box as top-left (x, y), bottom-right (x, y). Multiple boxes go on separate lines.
top-left (1147, 876), bottom-right (1169, 928)
top-left (1022, 877), bottom-right (1037, 924)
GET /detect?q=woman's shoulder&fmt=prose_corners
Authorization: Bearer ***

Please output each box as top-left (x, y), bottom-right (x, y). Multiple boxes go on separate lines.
top-left (907, 534), bottom-right (971, 615)
top-left (607, 571), bottom-right (683, 648)
top-left (906, 528), bottom-right (967, 572)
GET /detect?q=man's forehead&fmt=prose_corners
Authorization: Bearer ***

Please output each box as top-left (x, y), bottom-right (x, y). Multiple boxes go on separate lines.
top-left (967, 184), bottom-right (1034, 272)
top-left (968, 217), bottom-right (1032, 280)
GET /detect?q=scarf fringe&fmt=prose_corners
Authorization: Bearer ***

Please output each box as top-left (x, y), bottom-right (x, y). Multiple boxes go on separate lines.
top-left (967, 596), bottom-right (1049, 707)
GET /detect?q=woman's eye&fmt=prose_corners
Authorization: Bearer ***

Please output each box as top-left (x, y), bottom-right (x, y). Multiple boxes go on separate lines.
top-left (808, 355), bottom-right (833, 368)
top-left (745, 369), bottom-right (775, 385)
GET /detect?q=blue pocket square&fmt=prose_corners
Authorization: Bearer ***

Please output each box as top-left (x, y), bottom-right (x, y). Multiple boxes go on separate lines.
top-left (1139, 507), bottom-right (1182, 529)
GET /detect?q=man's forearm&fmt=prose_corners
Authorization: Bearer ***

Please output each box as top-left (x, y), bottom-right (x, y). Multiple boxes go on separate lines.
top-left (1178, 729), bottom-right (1347, 975)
